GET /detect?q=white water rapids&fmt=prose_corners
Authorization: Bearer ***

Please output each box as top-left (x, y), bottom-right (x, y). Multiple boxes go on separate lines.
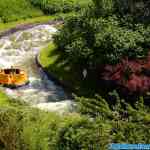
top-left (0, 24), bottom-right (73, 113)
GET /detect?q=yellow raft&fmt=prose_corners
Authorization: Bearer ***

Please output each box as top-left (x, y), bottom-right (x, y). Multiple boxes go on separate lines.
top-left (0, 67), bottom-right (29, 88)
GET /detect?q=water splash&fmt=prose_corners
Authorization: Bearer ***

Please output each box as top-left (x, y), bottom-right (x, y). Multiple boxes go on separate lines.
top-left (0, 25), bottom-right (73, 113)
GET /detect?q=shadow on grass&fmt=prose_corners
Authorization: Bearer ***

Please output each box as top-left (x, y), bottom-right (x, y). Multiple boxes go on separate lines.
top-left (42, 45), bottom-right (98, 97)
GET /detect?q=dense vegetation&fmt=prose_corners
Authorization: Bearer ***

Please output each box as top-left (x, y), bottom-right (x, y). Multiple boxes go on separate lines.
top-left (0, 92), bottom-right (109, 150)
top-left (29, 0), bottom-right (92, 14)
top-left (76, 93), bottom-right (150, 143)
top-left (51, 0), bottom-right (150, 146)
top-left (0, 0), bottom-right (150, 149)
top-left (0, 0), bottom-right (91, 23)
top-left (0, 91), bottom-right (150, 150)
top-left (54, 0), bottom-right (150, 94)
top-left (54, 1), bottom-right (150, 66)
top-left (0, 0), bottom-right (43, 23)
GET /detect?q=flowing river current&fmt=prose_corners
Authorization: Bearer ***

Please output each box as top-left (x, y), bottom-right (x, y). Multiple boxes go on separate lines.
top-left (0, 24), bottom-right (73, 113)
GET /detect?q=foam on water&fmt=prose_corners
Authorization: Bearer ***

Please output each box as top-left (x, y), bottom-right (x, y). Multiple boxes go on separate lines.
top-left (0, 25), bottom-right (73, 114)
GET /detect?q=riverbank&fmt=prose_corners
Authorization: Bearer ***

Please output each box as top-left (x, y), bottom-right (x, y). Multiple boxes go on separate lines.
top-left (0, 12), bottom-right (76, 35)
top-left (38, 43), bottom-right (78, 92)
top-left (38, 43), bottom-right (95, 96)
top-left (0, 23), bottom-right (75, 113)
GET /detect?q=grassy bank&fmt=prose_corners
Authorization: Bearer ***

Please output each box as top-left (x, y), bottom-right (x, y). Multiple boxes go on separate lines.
top-left (39, 43), bottom-right (80, 91)
top-left (0, 90), bottom-right (28, 108)
top-left (0, 90), bottom-right (150, 149)
top-left (0, 16), bottom-right (53, 32)
top-left (0, 91), bottom-right (12, 106)
top-left (0, 91), bottom-right (102, 150)
top-left (0, 12), bottom-right (77, 33)
top-left (0, 0), bottom-right (90, 33)
top-left (39, 43), bottom-right (97, 96)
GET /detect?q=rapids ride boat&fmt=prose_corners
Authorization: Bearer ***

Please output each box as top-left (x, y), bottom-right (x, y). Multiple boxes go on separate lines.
top-left (0, 67), bottom-right (29, 88)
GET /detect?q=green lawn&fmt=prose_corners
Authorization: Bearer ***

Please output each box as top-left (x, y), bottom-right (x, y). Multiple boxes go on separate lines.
top-left (0, 90), bottom-right (27, 108)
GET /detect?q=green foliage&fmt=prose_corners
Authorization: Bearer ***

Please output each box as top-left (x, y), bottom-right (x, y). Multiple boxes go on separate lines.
top-left (54, 13), bottom-right (150, 66)
top-left (39, 43), bottom-right (97, 96)
top-left (29, 0), bottom-right (92, 14)
top-left (92, 0), bottom-right (150, 23)
top-left (55, 114), bottom-right (106, 150)
top-left (0, 91), bottom-right (150, 149)
top-left (75, 91), bottom-right (150, 143)
top-left (0, 91), bottom-right (108, 150)
top-left (0, 108), bottom-right (22, 150)
top-left (92, 0), bottom-right (115, 16)
top-left (40, 0), bottom-right (150, 146)
top-left (0, 105), bottom-right (111, 150)
top-left (0, 92), bottom-right (11, 106)
top-left (0, 0), bottom-right (43, 23)
top-left (75, 95), bottom-right (112, 118)
top-left (115, 0), bottom-right (150, 23)
top-left (0, 0), bottom-right (91, 23)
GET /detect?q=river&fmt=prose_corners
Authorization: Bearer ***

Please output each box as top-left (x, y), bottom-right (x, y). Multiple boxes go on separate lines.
top-left (0, 24), bottom-right (73, 113)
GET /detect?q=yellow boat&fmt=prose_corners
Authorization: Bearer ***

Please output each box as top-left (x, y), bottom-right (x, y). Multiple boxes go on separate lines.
top-left (0, 67), bottom-right (29, 88)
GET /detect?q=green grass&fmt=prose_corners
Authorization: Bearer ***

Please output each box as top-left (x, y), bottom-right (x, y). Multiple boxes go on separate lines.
top-left (29, 0), bottom-right (92, 14)
top-left (0, 91), bottom-right (11, 106)
top-left (39, 43), bottom-right (79, 90)
top-left (39, 43), bottom-right (97, 96)
top-left (0, 90), bottom-right (27, 108)
top-left (0, 15), bottom-right (55, 32)
top-left (0, 0), bottom-right (44, 23)
top-left (0, 12), bottom-right (77, 33)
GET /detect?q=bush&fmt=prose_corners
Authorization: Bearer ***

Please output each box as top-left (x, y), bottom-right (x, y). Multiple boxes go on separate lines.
top-left (54, 2), bottom-right (150, 94)
top-left (0, 91), bottom-right (150, 149)
top-left (0, 0), bottom-right (43, 23)
top-left (115, 0), bottom-right (150, 23)
top-left (0, 108), bottom-right (22, 150)
top-left (54, 14), bottom-right (150, 67)
top-left (55, 114), bottom-right (108, 150)
top-left (75, 92), bottom-right (150, 143)
top-left (29, 0), bottom-right (92, 15)
top-left (0, 105), bottom-right (109, 149)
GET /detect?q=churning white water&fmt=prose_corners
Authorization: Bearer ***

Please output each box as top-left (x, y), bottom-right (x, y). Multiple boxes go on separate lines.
top-left (0, 25), bottom-right (73, 113)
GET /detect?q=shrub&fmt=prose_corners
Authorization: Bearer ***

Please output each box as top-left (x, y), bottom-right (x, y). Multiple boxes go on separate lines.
top-left (0, 105), bottom-right (109, 149)
top-left (0, 108), bottom-right (23, 150)
top-left (55, 114), bottom-right (109, 149)
top-left (0, 0), bottom-right (43, 23)
top-left (54, 14), bottom-right (150, 67)
top-left (0, 93), bottom-right (149, 149)
top-left (75, 93), bottom-right (150, 143)
top-left (29, 0), bottom-right (92, 15)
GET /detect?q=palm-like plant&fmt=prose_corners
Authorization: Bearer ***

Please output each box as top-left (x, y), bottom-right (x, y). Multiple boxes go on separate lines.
top-left (92, 0), bottom-right (114, 15)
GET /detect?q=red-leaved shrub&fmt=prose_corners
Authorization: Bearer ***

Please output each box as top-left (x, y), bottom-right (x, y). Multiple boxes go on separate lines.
top-left (102, 52), bottom-right (150, 92)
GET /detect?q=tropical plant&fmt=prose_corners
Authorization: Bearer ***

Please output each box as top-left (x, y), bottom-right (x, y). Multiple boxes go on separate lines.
top-left (29, 0), bottom-right (92, 14)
